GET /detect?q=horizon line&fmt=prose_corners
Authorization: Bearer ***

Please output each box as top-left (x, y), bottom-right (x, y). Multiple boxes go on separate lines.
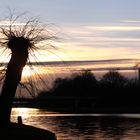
top-left (0, 58), bottom-right (140, 71)
top-left (0, 58), bottom-right (140, 66)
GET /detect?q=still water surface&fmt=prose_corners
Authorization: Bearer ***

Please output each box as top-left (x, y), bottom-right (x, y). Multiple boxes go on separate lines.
top-left (11, 108), bottom-right (140, 140)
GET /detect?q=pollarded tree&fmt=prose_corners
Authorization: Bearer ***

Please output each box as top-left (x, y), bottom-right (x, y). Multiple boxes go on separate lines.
top-left (0, 12), bottom-right (54, 126)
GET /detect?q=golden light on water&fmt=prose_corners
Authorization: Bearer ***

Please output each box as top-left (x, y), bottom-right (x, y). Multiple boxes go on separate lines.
top-left (16, 108), bottom-right (29, 117)
top-left (11, 108), bottom-right (30, 117)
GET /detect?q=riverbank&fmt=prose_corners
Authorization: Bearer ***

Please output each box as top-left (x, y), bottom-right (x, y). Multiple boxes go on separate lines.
top-left (0, 122), bottom-right (56, 140)
top-left (13, 98), bottom-right (140, 114)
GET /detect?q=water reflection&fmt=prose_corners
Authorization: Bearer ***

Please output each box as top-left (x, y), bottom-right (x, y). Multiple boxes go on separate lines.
top-left (11, 108), bottom-right (140, 140)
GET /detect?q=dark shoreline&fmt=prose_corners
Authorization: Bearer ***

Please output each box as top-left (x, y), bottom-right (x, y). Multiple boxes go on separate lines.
top-left (13, 100), bottom-right (140, 114)
top-left (0, 122), bottom-right (56, 140)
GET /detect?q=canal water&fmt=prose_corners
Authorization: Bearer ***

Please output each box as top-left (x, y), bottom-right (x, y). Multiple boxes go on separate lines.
top-left (11, 108), bottom-right (140, 140)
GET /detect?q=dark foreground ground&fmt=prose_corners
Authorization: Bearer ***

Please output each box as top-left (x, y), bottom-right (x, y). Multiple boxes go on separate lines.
top-left (0, 123), bottom-right (56, 140)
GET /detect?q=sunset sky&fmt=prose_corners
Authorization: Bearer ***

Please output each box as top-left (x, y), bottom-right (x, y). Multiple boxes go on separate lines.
top-left (0, 0), bottom-right (140, 96)
top-left (0, 0), bottom-right (140, 63)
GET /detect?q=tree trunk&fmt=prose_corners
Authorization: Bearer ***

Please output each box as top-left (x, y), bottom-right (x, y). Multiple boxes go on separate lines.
top-left (0, 51), bottom-right (28, 126)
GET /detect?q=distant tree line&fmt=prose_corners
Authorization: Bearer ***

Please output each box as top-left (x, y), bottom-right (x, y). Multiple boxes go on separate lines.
top-left (36, 70), bottom-right (140, 112)
top-left (38, 70), bottom-right (140, 97)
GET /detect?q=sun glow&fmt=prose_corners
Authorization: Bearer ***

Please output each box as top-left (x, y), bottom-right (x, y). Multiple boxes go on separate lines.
top-left (22, 66), bottom-right (35, 78)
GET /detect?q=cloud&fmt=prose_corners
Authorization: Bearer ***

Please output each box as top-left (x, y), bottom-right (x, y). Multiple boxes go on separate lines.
top-left (51, 23), bottom-right (140, 61)
top-left (121, 20), bottom-right (140, 23)
top-left (17, 58), bottom-right (140, 66)
top-left (0, 20), bottom-right (26, 26)
top-left (1, 22), bottom-right (140, 62)
top-left (86, 25), bottom-right (140, 31)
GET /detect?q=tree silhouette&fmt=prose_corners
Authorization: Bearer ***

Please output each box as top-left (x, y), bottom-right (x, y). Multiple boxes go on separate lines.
top-left (100, 70), bottom-right (127, 88)
top-left (38, 70), bottom-right (98, 97)
top-left (0, 13), bottom-right (53, 126)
